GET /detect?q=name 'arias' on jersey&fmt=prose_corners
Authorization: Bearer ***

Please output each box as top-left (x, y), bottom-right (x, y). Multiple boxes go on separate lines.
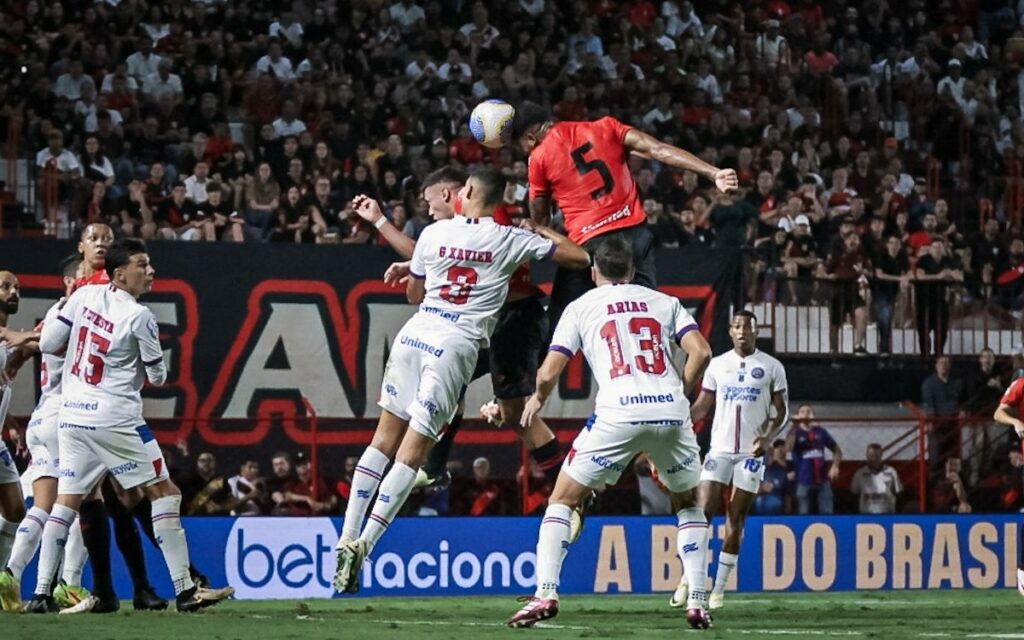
top-left (408, 216), bottom-right (555, 342)
top-left (550, 284), bottom-right (699, 424)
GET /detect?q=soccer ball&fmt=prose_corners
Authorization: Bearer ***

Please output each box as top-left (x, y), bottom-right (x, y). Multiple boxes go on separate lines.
top-left (469, 99), bottom-right (515, 149)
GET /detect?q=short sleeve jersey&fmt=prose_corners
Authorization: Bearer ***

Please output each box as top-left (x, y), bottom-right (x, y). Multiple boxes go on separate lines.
top-left (57, 285), bottom-right (164, 426)
top-left (549, 283), bottom-right (699, 424)
top-left (702, 349), bottom-right (788, 455)
top-left (408, 216), bottom-right (555, 342)
top-left (1000, 378), bottom-right (1024, 417)
top-left (528, 117), bottom-right (646, 244)
top-left (39, 301), bottom-right (67, 402)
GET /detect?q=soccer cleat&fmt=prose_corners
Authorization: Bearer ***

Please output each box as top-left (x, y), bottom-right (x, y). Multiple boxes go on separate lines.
top-left (708, 592), bottom-right (725, 610)
top-left (59, 595), bottom-right (99, 615)
top-left (176, 585), bottom-right (234, 613)
top-left (668, 574), bottom-right (688, 608)
top-left (190, 568), bottom-right (210, 590)
top-left (1018, 568), bottom-right (1024, 597)
top-left (686, 607), bottom-right (713, 630)
top-left (90, 595), bottom-right (121, 614)
top-left (133, 586), bottom-right (168, 611)
top-left (24, 594), bottom-right (59, 614)
top-left (0, 570), bottom-right (21, 612)
top-left (54, 581), bottom-right (91, 608)
top-left (568, 491), bottom-right (595, 544)
top-left (334, 539), bottom-right (368, 593)
top-left (506, 596), bottom-right (559, 628)
top-left (413, 468), bottom-right (452, 491)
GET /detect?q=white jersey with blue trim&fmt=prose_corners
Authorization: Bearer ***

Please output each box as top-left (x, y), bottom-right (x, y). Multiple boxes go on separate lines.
top-left (549, 283), bottom-right (699, 424)
top-left (408, 215), bottom-right (555, 344)
top-left (47, 284), bottom-right (166, 427)
top-left (702, 349), bottom-right (787, 455)
top-left (38, 300), bottom-right (66, 405)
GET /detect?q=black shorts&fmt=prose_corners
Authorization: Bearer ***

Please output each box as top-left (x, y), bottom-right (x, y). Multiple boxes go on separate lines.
top-left (546, 223), bottom-right (656, 343)
top-left (468, 297), bottom-right (547, 400)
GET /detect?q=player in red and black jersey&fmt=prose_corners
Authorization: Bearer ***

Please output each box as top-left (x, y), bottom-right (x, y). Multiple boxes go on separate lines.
top-left (512, 102), bottom-right (738, 336)
top-left (993, 368), bottom-right (1024, 597)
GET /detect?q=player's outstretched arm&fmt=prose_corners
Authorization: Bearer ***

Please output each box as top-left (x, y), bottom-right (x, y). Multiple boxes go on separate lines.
top-left (38, 315), bottom-right (72, 355)
top-left (352, 194), bottom-right (416, 259)
top-left (522, 350), bottom-right (571, 428)
top-left (523, 220), bottom-right (590, 270)
top-left (624, 129), bottom-right (738, 193)
top-left (678, 331), bottom-right (712, 397)
top-left (994, 402), bottom-right (1024, 438)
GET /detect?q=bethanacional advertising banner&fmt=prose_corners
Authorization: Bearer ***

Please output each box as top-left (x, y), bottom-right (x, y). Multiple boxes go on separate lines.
top-left (18, 515), bottom-right (1020, 600)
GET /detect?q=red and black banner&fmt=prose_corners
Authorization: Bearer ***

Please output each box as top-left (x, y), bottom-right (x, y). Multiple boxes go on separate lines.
top-left (3, 240), bottom-right (738, 460)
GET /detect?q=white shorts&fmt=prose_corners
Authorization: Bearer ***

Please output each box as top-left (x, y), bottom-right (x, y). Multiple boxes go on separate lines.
top-left (57, 421), bottom-right (169, 495)
top-left (564, 418), bottom-right (701, 493)
top-left (378, 317), bottom-right (480, 442)
top-left (0, 441), bottom-right (17, 485)
top-left (26, 398), bottom-right (61, 480)
top-left (700, 451), bottom-right (765, 494)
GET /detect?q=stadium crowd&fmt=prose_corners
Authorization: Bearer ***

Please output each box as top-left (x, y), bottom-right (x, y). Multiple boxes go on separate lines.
top-left (4, 0), bottom-right (1024, 356)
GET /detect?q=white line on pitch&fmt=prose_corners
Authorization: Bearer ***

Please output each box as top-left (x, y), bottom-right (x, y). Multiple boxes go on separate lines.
top-left (368, 618), bottom-right (595, 631)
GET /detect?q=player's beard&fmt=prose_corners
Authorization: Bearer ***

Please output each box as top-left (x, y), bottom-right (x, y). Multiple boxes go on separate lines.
top-left (0, 299), bottom-right (18, 315)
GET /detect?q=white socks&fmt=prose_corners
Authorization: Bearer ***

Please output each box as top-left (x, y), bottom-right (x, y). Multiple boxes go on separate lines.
top-left (341, 447), bottom-right (390, 543)
top-left (151, 495), bottom-right (195, 596)
top-left (713, 551), bottom-right (738, 595)
top-left (534, 503), bottom-right (573, 600)
top-left (677, 507), bottom-right (709, 609)
top-left (34, 504), bottom-right (76, 595)
top-left (62, 520), bottom-right (87, 587)
top-left (5, 506), bottom-right (47, 580)
top-left (0, 516), bottom-right (18, 568)
top-left (360, 463), bottom-right (417, 553)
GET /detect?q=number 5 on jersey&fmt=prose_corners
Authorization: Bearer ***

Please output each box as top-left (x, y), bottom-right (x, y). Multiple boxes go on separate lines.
top-left (70, 327), bottom-right (110, 385)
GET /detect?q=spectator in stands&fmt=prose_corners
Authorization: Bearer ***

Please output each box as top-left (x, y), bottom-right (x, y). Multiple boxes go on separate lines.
top-left (267, 452), bottom-right (295, 514)
top-left (963, 348), bottom-right (1006, 415)
top-left (334, 456), bottom-right (359, 509)
top-left (873, 235), bottom-right (910, 357)
top-left (279, 452), bottom-right (336, 516)
top-left (227, 457), bottom-right (267, 516)
top-left (850, 443), bottom-right (903, 514)
top-left (754, 439), bottom-right (795, 515)
top-left (645, 198), bottom-right (683, 247)
top-left (915, 239), bottom-right (963, 356)
top-left (921, 355), bottom-right (964, 482)
top-left (181, 452), bottom-right (234, 515)
top-left (451, 457), bottom-right (509, 516)
top-left (156, 182), bottom-right (201, 241)
top-left (184, 162), bottom-right (211, 204)
top-left (119, 179), bottom-right (156, 239)
top-left (709, 191), bottom-right (757, 248)
top-left (197, 183), bottom-right (242, 242)
top-left (788, 405), bottom-right (842, 515)
top-left (36, 131), bottom-right (82, 234)
top-left (933, 456), bottom-right (973, 513)
top-left (678, 207), bottom-right (714, 247)
top-left (245, 162), bottom-right (280, 240)
top-left (824, 231), bottom-right (871, 354)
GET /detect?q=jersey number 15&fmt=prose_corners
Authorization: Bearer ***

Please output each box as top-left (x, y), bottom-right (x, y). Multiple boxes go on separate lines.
top-left (70, 327), bottom-right (110, 385)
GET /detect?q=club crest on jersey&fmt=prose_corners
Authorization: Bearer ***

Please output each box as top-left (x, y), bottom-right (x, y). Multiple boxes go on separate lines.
top-left (751, 367), bottom-right (765, 379)
top-left (703, 459), bottom-right (718, 471)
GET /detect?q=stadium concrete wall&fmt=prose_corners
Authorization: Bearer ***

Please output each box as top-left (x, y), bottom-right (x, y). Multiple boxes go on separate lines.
top-left (19, 515), bottom-right (1020, 599)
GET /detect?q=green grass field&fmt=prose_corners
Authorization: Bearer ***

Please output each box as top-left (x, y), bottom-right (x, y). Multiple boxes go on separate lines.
top-left (4, 590), bottom-right (1021, 639)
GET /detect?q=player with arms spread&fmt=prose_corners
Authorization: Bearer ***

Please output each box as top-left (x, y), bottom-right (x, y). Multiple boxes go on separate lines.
top-left (992, 370), bottom-right (1024, 596)
top-left (333, 167), bottom-right (589, 593)
top-left (27, 239), bottom-right (233, 613)
top-left (506, 238), bottom-right (715, 630)
top-left (353, 167), bottom-right (567, 492)
top-left (512, 101), bottom-right (738, 328)
top-left (672, 311), bottom-right (788, 611)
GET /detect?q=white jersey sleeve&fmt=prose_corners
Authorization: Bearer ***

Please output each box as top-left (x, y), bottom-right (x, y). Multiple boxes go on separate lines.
top-left (38, 301), bottom-right (68, 399)
top-left (669, 299), bottom-right (700, 345)
top-left (502, 227), bottom-right (556, 267)
top-left (549, 300), bottom-right (583, 357)
top-left (39, 288), bottom-right (83, 354)
top-left (132, 307), bottom-right (166, 385)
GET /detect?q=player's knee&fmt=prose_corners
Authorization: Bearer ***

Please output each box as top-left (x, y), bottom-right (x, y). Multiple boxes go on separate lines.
top-left (145, 479), bottom-right (181, 501)
top-left (2, 501), bottom-right (26, 522)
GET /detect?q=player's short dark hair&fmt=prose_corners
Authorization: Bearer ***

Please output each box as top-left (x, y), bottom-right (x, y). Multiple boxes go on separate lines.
top-left (58, 254), bottom-right (82, 279)
top-left (421, 166), bottom-right (467, 191)
top-left (734, 310), bottom-right (758, 324)
top-left (593, 237), bottom-right (633, 280)
top-left (80, 222), bottom-right (111, 240)
top-left (470, 166), bottom-right (506, 208)
top-left (867, 442), bottom-right (883, 452)
top-left (105, 238), bottom-right (148, 280)
top-left (511, 101), bottom-right (551, 139)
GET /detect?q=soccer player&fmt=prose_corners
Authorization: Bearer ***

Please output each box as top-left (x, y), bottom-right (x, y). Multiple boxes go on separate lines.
top-left (992, 371), bottom-right (1024, 596)
top-left (0, 271), bottom-right (27, 574)
top-left (27, 239), bottom-right (233, 613)
top-left (512, 101), bottom-right (738, 331)
top-left (354, 166), bottom-right (567, 493)
top-left (333, 167), bottom-right (589, 593)
top-left (671, 311), bottom-right (788, 612)
top-left (505, 238), bottom-right (713, 629)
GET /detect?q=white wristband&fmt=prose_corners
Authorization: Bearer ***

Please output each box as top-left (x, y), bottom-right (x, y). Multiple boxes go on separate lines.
top-left (374, 216), bottom-right (388, 230)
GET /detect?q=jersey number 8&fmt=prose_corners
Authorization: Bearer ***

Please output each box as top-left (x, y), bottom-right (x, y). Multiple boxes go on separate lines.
top-left (439, 266), bottom-right (479, 305)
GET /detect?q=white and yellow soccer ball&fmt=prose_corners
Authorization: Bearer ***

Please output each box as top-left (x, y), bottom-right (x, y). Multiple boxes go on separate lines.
top-left (468, 99), bottom-right (515, 149)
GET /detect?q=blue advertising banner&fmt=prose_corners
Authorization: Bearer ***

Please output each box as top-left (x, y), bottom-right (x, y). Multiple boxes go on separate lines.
top-left (19, 515), bottom-right (1021, 600)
